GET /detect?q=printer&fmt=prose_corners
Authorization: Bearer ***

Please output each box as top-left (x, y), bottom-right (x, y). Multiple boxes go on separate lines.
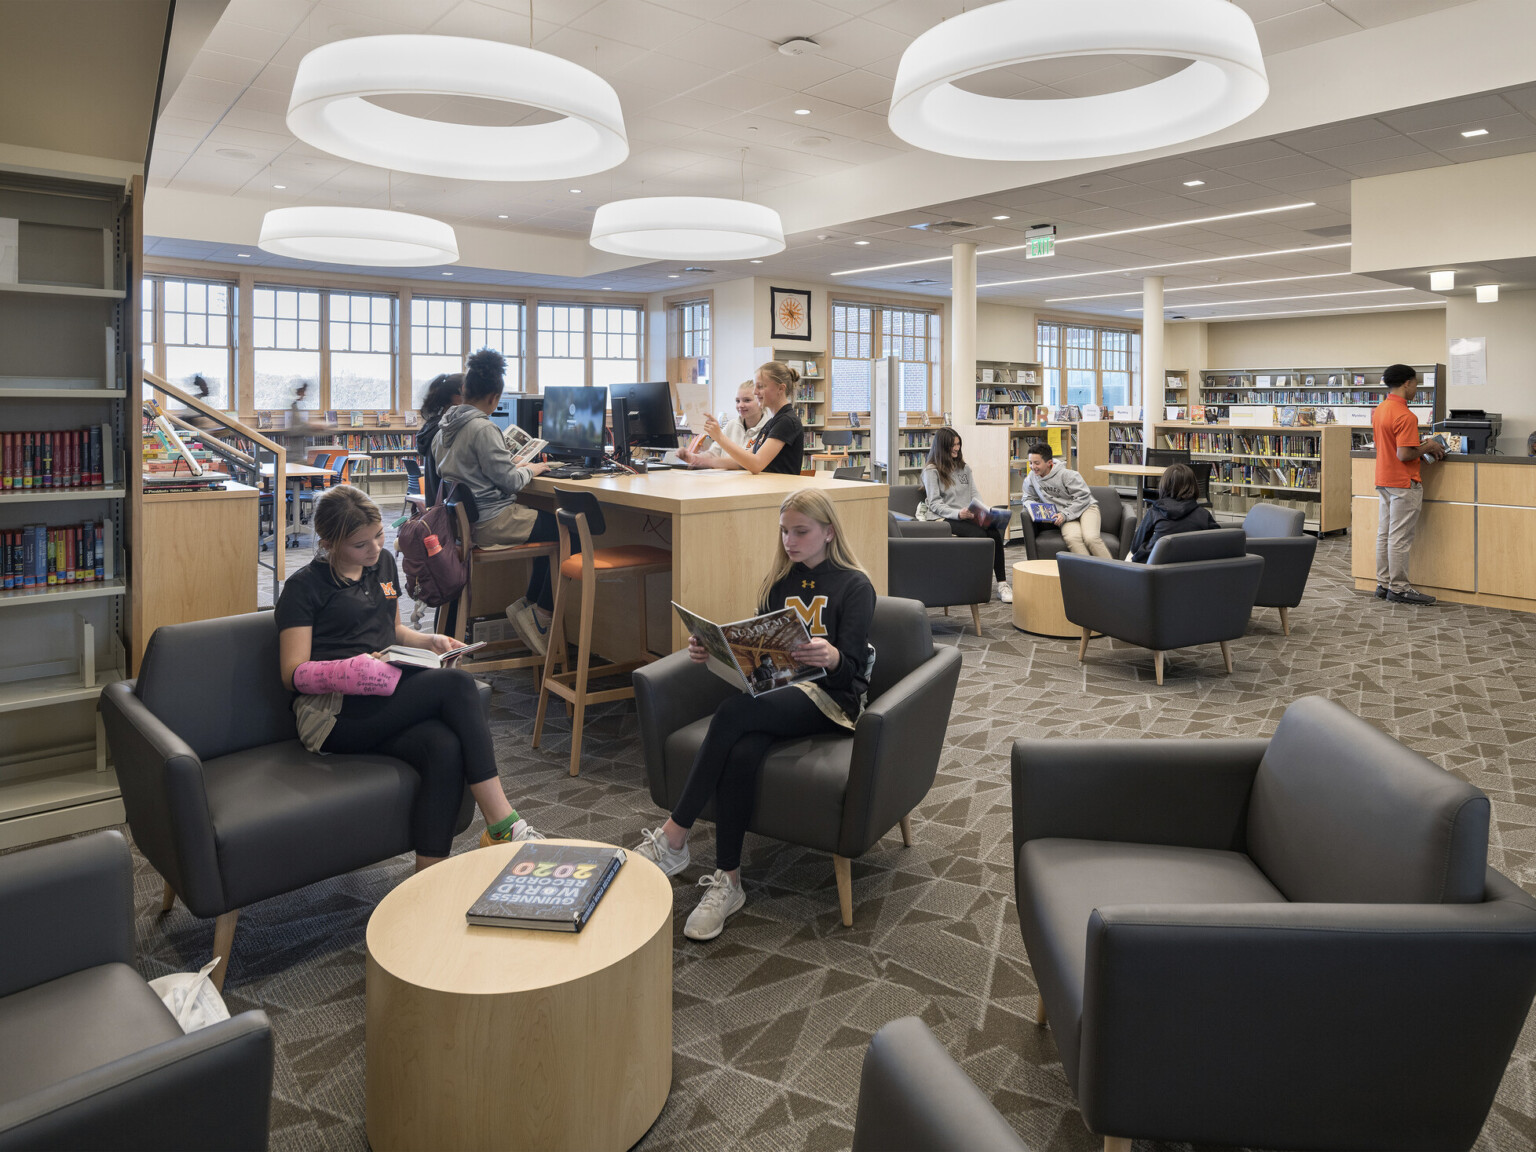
top-left (1434, 409), bottom-right (1501, 455)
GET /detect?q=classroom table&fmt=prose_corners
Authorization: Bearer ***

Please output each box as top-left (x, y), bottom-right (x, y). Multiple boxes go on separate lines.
top-left (259, 462), bottom-right (332, 548)
top-left (521, 470), bottom-right (889, 655)
top-left (1092, 463), bottom-right (1168, 478)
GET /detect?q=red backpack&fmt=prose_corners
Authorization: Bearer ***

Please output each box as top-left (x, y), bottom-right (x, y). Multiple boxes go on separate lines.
top-left (397, 498), bottom-right (466, 607)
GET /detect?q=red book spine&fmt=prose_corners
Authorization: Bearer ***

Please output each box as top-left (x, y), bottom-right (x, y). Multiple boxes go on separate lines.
top-left (2, 432), bottom-right (12, 490)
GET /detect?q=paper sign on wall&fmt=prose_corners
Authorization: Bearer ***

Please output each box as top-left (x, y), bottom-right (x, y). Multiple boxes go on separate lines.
top-left (1449, 336), bottom-right (1487, 390)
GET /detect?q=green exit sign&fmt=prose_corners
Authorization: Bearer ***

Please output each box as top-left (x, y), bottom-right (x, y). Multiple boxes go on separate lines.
top-left (1026, 235), bottom-right (1055, 259)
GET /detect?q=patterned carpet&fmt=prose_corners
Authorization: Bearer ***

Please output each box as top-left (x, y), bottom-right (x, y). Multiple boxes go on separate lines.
top-left (107, 529), bottom-right (1536, 1150)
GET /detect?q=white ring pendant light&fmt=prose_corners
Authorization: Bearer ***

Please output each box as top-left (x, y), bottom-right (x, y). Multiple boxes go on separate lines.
top-left (889, 0), bottom-right (1268, 162)
top-left (287, 35), bottom-right (627, 181)
top-left (258, 206), bottom-right (459, 267)
top-left (590, 197), bottom-right (786, 260)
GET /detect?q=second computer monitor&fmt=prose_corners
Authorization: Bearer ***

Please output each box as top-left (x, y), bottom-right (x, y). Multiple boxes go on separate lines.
top-left (608, 381), bottom-right (678, 449)
top-left (541, 386), bottom-right (607, 461)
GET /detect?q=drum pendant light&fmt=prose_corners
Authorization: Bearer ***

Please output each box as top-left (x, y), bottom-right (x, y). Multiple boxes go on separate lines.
top-left (258, 206), bottom-right (459, 267)
top-left (287, 34), bottom-right (628, 181)
top-left (889, 0), bottom-right (1268, 162)
top-left (590, 197), bottom-right (786, 261)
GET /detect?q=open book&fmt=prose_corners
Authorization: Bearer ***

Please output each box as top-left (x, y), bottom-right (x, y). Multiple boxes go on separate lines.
top-left (671, 603), bottom-right (825, 696)
top-left (503, 423), bottom-right (548, 467)
top-left (968, 498), bottom-right (1012, 532)
top-left (1023, 500), bottom-right (1058, 524)
top-left (382, 641), bottom-right (485, 668)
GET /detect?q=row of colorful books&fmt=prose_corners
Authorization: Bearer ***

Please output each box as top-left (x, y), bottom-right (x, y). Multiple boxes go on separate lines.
top-left (2, 520), bottom-right (111, 589)
top-left (1163, 431), bottom-right (1322, 456)
top-left (1, 427), bottom-right (111, 491)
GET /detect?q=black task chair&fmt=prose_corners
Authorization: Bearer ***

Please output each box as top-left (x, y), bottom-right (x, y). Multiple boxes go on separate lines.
top-left (833, 465), bottom-right (867, 481)
top-left (1141, 448), bottom-right (1190, 502)
top-left (401, 456), bottom-right (427, 518)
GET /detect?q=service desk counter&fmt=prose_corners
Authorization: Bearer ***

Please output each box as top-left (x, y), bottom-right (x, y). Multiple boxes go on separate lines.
top-left (1350, 452), bottom-right (1536, 613)
top-left (517, 470), bottom-right (889, 657)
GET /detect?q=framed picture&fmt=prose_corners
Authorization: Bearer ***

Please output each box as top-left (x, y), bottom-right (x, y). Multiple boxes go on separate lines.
top-left (770, 287), bottom-right (813, 341)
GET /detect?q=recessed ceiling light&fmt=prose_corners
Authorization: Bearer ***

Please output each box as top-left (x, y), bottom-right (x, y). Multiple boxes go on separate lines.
top-left (1477, 284), bottom-right (1499, 302)
top-left (441, 271), bottom-right (453, 275)
top-left (794, 108), bottom-right (811, 115)
top-left (750, 259), bottom-right (763, 263)
top-left (601, 286), bottom-right (612, 290)
top-left (854, 239), bottom-right (870, 245)
top-left (273, 183), bottom-right (286, 189)
top-left (1429, 270), bottom-right (1455, 291)
top-left (497, 214), bottom-right (508, 219)
top-left (570, 188), bottom-right (582, 193)
top-left (668, 273), bottom-right (680, 278)
top-left (992, 215), bottom-right (1010, 220)
top-left (1461, 128), bottom-right (1489, 138)
top-left (1183, 179), bottom-right (1206, 187)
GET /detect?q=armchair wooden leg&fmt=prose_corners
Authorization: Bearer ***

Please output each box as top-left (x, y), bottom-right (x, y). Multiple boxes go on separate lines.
top-left (210, 909), bottom-right (240, 992)
top-left (1078, 625), bottom-right (1091, 662)
top-left (943, 606), bottom-right (949, 616)
top-left (969, 603), bottom-right (982, 636)
top-left (160, 879), bottom-right (175, 914)
top-left (1034, 994), bottom-right (1047, 1026)
top-left (1103, 1138), bottom-right (1131, 1152)
top-left (1153, 650), bottom-right (1164, 685)
top-left (1278, 605), bottom-right (1290, 636)
top-left (1220, 639), bottom-right (1234, 674)
top-left (898, 814), bottom-right (913, 847)
top-left (833, 855), bottom-right (854, 927)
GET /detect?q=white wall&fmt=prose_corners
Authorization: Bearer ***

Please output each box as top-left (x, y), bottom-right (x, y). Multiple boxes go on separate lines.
top-left (1203, 309), bottom-right (1446, 368)
top-left (977, 302), bottom-right (1036, 361)
top-left (710, 277), bottom-right (757, 416)
top-left (1445, 289), bottom-right (1536, 454)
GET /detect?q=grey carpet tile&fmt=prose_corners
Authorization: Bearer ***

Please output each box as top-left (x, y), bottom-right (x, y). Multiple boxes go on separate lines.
top-left (46, 529), bottom-right (1536, 1150)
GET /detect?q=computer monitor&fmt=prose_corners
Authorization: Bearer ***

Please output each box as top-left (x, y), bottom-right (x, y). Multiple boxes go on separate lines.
top-left (607, 381), bottom-right (679, 449)
top-left (541, 386), bottom-right (607, 462)
top-left (512, 395), bottom-right (543, 438)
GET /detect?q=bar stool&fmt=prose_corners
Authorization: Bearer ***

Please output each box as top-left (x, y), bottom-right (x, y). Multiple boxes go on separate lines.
top-left (533, 488), bottom-right (671, 777)
top-left (810, 428), bottom-right (853, 472)
top-left (439, 484), bottom-right (559, 676)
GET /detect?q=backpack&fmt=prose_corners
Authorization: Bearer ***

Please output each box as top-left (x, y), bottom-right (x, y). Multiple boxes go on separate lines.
top-left (397, 496), bottom-right (466, 607)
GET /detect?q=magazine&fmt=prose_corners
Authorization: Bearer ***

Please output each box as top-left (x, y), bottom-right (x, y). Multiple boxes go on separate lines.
top-left (967, 498), bottom-right (1012, 532)
top-left (671, 603), bottom-right (825, 696)
top-left (1024, 500), bottom-right (1059, 524)
top-left (503, 423), bottom-right (548, 466)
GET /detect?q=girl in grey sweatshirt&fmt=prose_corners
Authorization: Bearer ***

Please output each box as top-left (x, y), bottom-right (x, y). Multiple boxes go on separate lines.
top-left (920, 427), bottom-right (1010, 597)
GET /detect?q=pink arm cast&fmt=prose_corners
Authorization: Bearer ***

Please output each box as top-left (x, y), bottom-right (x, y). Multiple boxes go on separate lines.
top-left (292, 654), bottom-right (401, 696)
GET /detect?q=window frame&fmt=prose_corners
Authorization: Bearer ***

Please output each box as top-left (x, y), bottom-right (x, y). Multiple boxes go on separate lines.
top-left (830, 296), bottom-right (944, 420)
top-left (1035, 318), bottom-right (1145, 408)
top-left (533, 301), bottom-right (643, 391)
top-left (141, 275), bottom-right (237, 409)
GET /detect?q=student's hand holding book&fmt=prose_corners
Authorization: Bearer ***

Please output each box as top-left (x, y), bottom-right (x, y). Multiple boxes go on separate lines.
top-left (791, 637), bottom-right (840, 670)
top-left (687, 635), bottom-right (709, 664)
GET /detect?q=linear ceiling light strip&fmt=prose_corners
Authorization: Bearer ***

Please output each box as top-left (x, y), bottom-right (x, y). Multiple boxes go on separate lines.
top-left (978, 242), bottom-right (1353, 289)
top-left (1046, 272), bottom-right (1354, 303)
top-left (1189, 301), bottom-right (1446, 322)
top-left (1125, 288), bottom-right (1419, 312)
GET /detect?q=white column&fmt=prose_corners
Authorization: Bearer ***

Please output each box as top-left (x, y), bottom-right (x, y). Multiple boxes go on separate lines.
top-left (1141, 276), bottom-right (1164, 463)
top-left (951, 241), bottom-right (977, 436)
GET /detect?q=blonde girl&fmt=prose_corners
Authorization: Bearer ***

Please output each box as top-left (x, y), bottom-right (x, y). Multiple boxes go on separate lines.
top-left (686, 361), bottom-right (805, 474)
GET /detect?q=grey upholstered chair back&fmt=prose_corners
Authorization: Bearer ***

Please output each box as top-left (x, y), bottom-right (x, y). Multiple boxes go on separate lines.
top-left (888, 511), bottom-right (904, 539)
top-left (1147, 527), bottom-right (1246, 565)
top-left (888, 485), bottom-right (923, 518)
top-left (1247, 696), bottom-right (1491, 904)
top-left (867, 596), bottom-right (935, 700)
top-left (1087, 485), bottom-right (1122, 536)
top-left (135, 612), bottom-right (297, 761)
top-left (1244, 503), bottom-right (1305, 538)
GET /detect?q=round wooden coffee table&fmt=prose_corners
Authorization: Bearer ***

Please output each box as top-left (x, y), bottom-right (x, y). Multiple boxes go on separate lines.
top-left (365, 839), bottom-right (674, 1151)
top-left (1012, 559), bottom-right (1088, 638)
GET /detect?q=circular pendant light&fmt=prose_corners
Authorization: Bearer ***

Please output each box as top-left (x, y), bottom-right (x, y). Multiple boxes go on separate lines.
top-left (590, 197), bottom-right (786, 260)
top-left (258, 206), bottom-right (459, 267)
top-left (287, 35), bottom-right (627, 181)
top-left (889, 0), bottom-right (1267, 162)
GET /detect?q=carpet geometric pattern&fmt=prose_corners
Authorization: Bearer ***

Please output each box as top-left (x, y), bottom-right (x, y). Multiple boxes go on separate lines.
top-left (94, 532), bottom-right (1536, 1149)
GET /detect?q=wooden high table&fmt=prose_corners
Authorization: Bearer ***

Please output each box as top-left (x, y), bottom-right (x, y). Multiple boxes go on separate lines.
top-left (521, 470), bottom-right (889, 653)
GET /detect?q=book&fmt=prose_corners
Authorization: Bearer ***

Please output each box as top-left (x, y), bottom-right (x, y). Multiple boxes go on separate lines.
top-left (466, 843), bottom-right (626, 932)
top-left (382, 641), bottom-right (486, 668)
top-left (967, 497), bottom-right (1012, 532)
top-left (1024, 500), bottom-right (1058, 523)
top-left (1190, 405), bottom-right (1206, 424)
top-left (671, 602), bottom-right (825, 696)
top-left (502, 423), bottom-right (548, 466)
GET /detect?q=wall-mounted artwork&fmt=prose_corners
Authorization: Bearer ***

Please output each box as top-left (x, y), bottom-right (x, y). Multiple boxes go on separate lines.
top-left (770, 286), bottom-right (812, 342)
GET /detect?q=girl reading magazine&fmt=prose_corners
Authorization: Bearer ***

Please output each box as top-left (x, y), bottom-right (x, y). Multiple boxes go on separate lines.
top-left (633, 489), bottom-right (875, 941)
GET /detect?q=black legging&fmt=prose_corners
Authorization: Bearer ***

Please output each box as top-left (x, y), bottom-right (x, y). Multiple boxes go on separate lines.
top-left (671, 689), bottom-right (846, 872)
top-left (521, 509), bottom-right (560, 612)
top-left (946, 518), bottom-right (1007, 581)
top-left (322, 667), bottom-right (495, 857)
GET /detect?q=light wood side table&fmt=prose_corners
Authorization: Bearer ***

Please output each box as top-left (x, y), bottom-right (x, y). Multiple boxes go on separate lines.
top-left (1012, 559), bottom-right (1096, 639)
top-left (365, 839), bottom-right (674, 1151)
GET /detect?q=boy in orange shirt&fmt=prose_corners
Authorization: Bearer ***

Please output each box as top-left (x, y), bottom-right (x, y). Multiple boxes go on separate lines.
top-left (1372, 364), bottom-right (1446, 604)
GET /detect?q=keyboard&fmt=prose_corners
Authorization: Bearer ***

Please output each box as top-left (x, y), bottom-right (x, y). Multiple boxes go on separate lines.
top-left (544, 465), bottom-right (594, 479)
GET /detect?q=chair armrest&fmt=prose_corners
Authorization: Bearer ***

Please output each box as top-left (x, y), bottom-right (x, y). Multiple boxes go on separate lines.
top-left (1245, 535), bottom-right (1317, 607)
top-left (888, 538), bottom-right (994, 608)
top-left (840, 645), bottom-right (962, 858)
top-left (0, 832), bottom-right (133, 997)
top-left (898, 520), bottom-right (952, 539)
top-left (1010, 736), bottom-right (1267, 863)
top-left (1116, 507), bottom-right (1138, 560)
top-left (0, 1010), bottom-right (274, 1152)
top-left (1016, 517), bottom-right (1040, 561)
top-left (1078, 883), bottom-right (1536, 1149)
top-left (1056, 554), bottom-right (1156, 640)
top-left (852, 1016), bottom-right (1028, 1152)
top-left (633, 651), bottom-right (738, 811)
top-left (98, 683), bottom-right (224, 918)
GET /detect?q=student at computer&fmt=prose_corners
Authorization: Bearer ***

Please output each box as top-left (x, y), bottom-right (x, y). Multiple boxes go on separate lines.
top-left (690, 380), bottom-right (768, 469)
top-left (416, 372), bottom-right (462, 504)
top-left (1128, 462), bottom-right (1220, 563)
top-left (275, 485), bottom-right (543, 870)
top-left (633, 489), bottom-right (874, 941)
top-left (683, 361), bottom-right (804, 474)
top-left (919, 427), bottom-right (1011, 602)
top-left (433, 347), bottom-right (558, 655)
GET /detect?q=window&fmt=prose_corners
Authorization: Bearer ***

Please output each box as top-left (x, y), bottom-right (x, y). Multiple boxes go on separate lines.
top-left (831, 300), bottom-right (941, 416)
top-left (591, 306), bottom-right (640, 388)
top-left (142, 276), bottom-right (234, 407)
top-left (469, 300), bottom-right (524, 389)
top-left (409, 297), bottom-right (463, 407)
top-left (535, 303), bottom-right (641, 390)
top-left (329, 292), bottom-right (394, 410)
top-left (1037, 320), bottom-right (1142, 407)
top-left (672, 297), bottom-right (710, 396)
top-left (253, 286), bottom-right (321, 410)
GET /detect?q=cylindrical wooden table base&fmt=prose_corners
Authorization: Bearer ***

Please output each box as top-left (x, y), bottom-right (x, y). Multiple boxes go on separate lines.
top-left (1012, 559), bottom-right (1085, 638)
top-left (366, 840), bottom-right (674, 1151)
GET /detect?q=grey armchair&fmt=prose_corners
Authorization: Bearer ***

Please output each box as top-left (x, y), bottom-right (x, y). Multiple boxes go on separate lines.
top-left (1011, 695), bottom-right (1536, 1152)
top-left (633, 596), bottom-right (961, 925)
top-left (1058, 528), bottom-right (1262, 684)
top-left (0, 832), bottom-right (272, 1151)
top-left (1242, 503), bottom-right (1316, 635)
top-left (1018, 486), bottom-right (1136, 561)
top-left (888, 483), bottom-right (925, 520)
top-left (100, 612), bottom-right (478, 990)
top-left (888, 513), bottom-right (994, 635)
top-left (852, 1017), bottom-right (1027, 1152)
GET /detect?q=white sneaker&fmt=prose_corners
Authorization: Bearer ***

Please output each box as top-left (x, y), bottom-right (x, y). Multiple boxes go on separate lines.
top-left (634, 826), bottom-right (690, 877)
top-left (683, 870), bottom-right (746, 941)
top-left (998, 581), bottom-right (1013, 604)
top-left (508, 601), bottom-right (548, 656)
top-left (511, 820), bottom-right (545, 842)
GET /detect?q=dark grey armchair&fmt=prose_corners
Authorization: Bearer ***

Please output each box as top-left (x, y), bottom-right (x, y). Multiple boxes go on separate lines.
top-left (1058, 528), bottom-right (1262, 684)
top-left (888, 483), bottom-right (925, 520)
top-left (100, 612), bottom-right (477, 990)
top-left (634, 596), bottom-right (961, 925)
top-left (852, 1017), bottom-right (1027, 1152)
top-left (888, 513), bottom-right (994, 635)
top-left (1011, 695), bottom-right (1536, 1152)
top-left (0, 832), bottom-right (273, 1151)
top-left (1242, 503), bottom-right (1316, 635)
top-left (1018, 486), bottom-right (1136, 561)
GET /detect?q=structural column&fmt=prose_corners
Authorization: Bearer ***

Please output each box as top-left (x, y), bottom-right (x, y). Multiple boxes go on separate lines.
top-left (951, 241), bottom-right (978, 435)
top-left (1141, 275), bottom-right (1164, 463)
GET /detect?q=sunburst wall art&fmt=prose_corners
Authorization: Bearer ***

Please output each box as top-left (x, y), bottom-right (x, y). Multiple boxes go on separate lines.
top-left (769, 286), bottom-right (813, 342)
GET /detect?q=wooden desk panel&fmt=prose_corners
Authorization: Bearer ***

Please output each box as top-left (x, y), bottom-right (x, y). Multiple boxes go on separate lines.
top-left (1478, 464), bottom-right (1536, 508)
top-left (1349, 495), bottom-right (1475, 591)
top-left (1423, 461), bottom-right (1475, 502)
top-left (1351, 457), bottom-right (1374, 498)
top-left (1479, 506), bottom-right (1536, 599)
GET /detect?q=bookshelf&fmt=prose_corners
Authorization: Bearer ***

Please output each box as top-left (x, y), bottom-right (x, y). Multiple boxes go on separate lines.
top-left (1163, 370), bottom-right (1189, 409)
top-left (975, 360), bottom-right (1043, 424)
top-left (770, 350), bottom-right (825, 432)
top-left (1198, 364), bottom-right (1445, 431)
top-left (1158, 421), bottom-right (1352, 533)
top-left (253, 410), bottom-right (420, 494)
top-left (0, 171), bottom-right (138, 848)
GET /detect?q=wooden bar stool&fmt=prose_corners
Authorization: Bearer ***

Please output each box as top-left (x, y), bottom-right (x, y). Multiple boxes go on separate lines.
top-left (439, 484), bottom-right (559, 676)
top-left (809, 428), bottom-right (853, 472)
top-left (533, 488), bottom-right (671, 777)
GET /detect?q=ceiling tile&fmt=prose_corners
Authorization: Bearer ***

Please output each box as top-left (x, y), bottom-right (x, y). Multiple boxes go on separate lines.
top-left (221, 0), bottom-right (313, 35)
top-left (1380, 92), bottom-right (1524, 134)
top-left (713, 0), bottom-right (854, 42)
top-left (653, 21), bottom-right (771, 68)
top-left (1231, 0), bottom-right (1319, 21)
top-left (1274, 117), bottom-right (1398, 152)
top-left (804, 68), bottom-right (890, 109)
top-left (1434, 135), bottom-right (1536, 164)
top-left (1412, 113), bottom-right (1536, 155)
top-left (1254, 3), bottom-right (1362, 55)
top-left (566, 0), bottom-right (704, 50)
top-left (812, 18), bottom-right (911, 68)
top-left (1327, 0), bottom-right (1474, 29)
top-left (534, 25), bottom-right (650, 72)
top-left (1310, 135), bottom-right (1434, 168)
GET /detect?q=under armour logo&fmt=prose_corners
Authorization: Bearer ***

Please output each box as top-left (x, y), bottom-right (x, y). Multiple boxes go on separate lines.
top-left (801, 579), bottom-right (814, 589)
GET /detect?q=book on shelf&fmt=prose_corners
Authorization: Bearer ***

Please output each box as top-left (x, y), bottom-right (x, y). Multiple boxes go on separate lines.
top-left (967, 498), bottom-right (1012, 532)
top-left (466, 843), bottom-right (626, 932)
top-left (382, 641), bottom-right (486, 669)
top-left (349, 410), bottom-right (363, 427)
top-left (671, 602), bottom-right (824, 697)
top-left (1190, 405), bottom-right (1207, 423)
top-left (3, 519), bottom-right (110, 589)
top-left (979, 368), bottom-right (995, 383)
top-left (1165, 406), bottom-right (1187, 421)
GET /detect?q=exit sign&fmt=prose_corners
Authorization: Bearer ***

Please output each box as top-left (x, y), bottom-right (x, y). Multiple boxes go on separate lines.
top-left (1025, 223), bottom-right (1056, 259)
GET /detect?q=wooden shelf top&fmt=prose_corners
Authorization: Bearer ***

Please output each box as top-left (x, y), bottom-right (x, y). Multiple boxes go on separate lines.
top-left (0, 670), bottom-right (125, 714)
top-left (0, 579), bottom-right (125, 609)
top-left (0, 487), bottom-right (126, 504)
top-left (0, 765), bottom-right (120, 821)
